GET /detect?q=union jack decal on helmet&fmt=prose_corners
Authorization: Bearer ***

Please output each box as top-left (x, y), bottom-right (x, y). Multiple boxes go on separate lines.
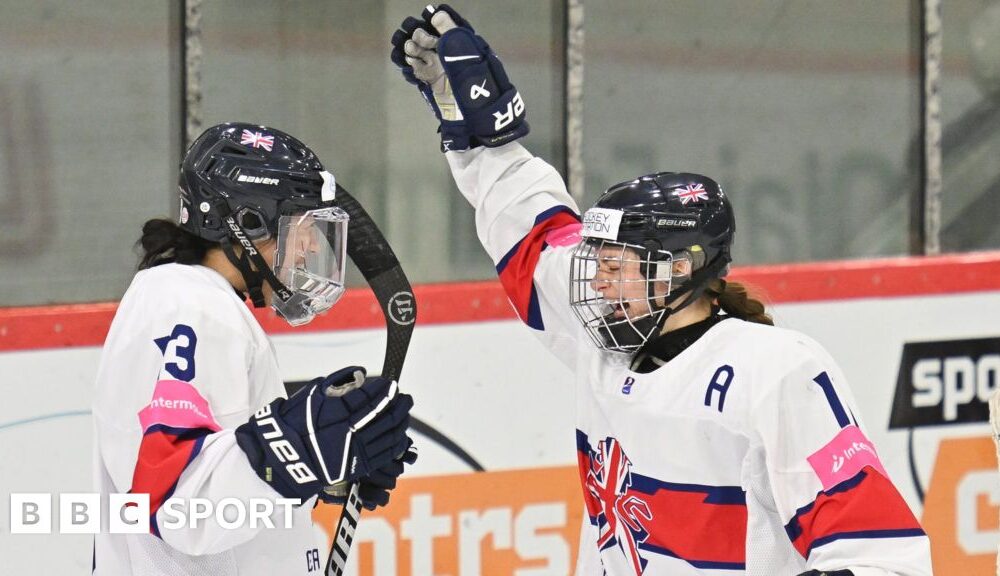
top-left (674, 183), bottom-right (710, 205)
top-left (241, 129), bottom-right (274, 152)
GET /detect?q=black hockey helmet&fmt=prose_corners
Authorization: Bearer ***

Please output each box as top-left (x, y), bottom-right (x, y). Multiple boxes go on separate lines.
top-left (178, 122), bottom-right (335, 242)
top-left (595, 172), bottom-right (734, 268)
top-left (176, 123), bottom-right (348, 325)
top-left (569, 172), bottom-right (735, 353)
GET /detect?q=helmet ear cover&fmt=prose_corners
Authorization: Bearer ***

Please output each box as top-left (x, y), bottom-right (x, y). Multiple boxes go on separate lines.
top-left (640, 248), bottom-right (715, 312)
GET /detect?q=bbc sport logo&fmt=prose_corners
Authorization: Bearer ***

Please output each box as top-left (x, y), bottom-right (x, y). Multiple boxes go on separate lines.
top-left (6, 493), bottom-right (301, 534)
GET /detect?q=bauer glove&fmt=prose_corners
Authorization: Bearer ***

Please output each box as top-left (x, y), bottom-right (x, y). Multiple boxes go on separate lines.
top-left (319, 439), bottom-right (418, 510)
top-left (235, 366), bottom-right (413, 503)
top-left (390, 4), bottom-right (529, 152)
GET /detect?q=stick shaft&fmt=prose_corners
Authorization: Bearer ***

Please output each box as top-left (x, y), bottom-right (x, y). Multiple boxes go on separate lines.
top-left (323, 184), bottom-right (415, 575)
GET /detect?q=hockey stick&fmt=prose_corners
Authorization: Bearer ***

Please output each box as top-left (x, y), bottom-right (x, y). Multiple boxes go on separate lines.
top-left (324, 184), bottom-right (416, 576)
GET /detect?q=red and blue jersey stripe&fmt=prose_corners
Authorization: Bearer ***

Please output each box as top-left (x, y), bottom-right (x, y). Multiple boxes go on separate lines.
top-left (130, 425), bottom-right (213, 537)
top-left (131, 378), bottom-right (221, 536)
top-left (576, 430), bottom-right (748, 571)
top-left (495, 206), bottom-right (581, 330)
top-left (784, 466), bottom-right (925, 559)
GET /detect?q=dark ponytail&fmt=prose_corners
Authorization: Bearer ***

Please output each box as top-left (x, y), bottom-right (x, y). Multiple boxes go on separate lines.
top-left (137, 219), bottom-right (215, 270)
top-left (707, 279), bottom-right (773, 325)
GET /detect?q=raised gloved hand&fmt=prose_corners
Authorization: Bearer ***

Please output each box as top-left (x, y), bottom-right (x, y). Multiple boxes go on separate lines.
top-left (390, 4), bottom-right (529, 152)
top-left (235, 366), bottom-right (413, 502)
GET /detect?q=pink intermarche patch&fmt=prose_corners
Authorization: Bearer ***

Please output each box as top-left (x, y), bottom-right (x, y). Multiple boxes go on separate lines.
top-left (138, 379), bottom-right (221, 433)
top-left (545, 222), bottom-right (582, 247)
top-left (807, 425), bottom-right (888, 490)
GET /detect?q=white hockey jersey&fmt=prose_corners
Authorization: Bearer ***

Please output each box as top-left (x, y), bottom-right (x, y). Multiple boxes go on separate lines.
top-left (92, 263), bottom-right (326, 576)
top-left (446, 143), bottom-right (933, 576)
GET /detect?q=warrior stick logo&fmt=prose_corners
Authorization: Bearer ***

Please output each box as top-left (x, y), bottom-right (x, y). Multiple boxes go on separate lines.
top-left (388, 291), bottom-right (416, 326)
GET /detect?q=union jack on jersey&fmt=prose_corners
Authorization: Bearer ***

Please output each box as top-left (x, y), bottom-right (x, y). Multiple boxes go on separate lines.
top-left (675, 184), bottom-right (710, 205)
top-left (240, 129), bottom-right (274, 151)
top-left (586, 437), bottom-right (652, 574)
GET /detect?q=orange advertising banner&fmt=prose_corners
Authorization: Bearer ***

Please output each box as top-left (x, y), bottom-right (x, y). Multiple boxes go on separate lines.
top-left (314, 465), bottom-right (584, 575)
top-left (922, 436), bottom-right (1000, 575)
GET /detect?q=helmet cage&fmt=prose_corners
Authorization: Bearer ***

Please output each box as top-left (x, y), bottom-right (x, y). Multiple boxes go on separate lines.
top-left (570, 238), bottom-right (691, 354)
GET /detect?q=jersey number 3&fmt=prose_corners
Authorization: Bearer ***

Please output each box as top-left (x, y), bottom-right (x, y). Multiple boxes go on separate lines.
top-left (154, 324), bottom-right (198, 382)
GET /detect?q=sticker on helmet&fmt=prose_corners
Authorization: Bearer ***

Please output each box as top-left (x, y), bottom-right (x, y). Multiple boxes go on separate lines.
top-left (240, 129), bottom-right (274, 151)
top-left (581, 208), bottom-right (623, 240)
top-left (673, 183), bottom-right (710, 205)
top-left (320, 171), bottom-right (336, 202)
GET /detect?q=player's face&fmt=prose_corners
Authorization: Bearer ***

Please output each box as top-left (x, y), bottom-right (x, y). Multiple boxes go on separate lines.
top-left (282, 214), bottom-right (322, 269)
top-left (589, 247), bottom-right (658, 320)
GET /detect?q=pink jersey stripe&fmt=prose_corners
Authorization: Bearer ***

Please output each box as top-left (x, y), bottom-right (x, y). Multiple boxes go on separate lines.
top-left (138, 379), bottom-right (221, 433)
top-left (807, 425), bottom-right (888, 491)
top-left (497, 208), bottom-right (582, 329)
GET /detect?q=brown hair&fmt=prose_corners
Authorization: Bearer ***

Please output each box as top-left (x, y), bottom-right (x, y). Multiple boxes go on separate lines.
top-left (707, 279), bottom-right (773, 325)
top-left (137, 218), bottom-right (215, 270)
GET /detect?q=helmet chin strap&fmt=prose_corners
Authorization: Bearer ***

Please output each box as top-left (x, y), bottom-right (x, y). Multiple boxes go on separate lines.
top-left (218, 212), bottom-right (296, 309)
top-left (647, 253), bottom-right (730, 335)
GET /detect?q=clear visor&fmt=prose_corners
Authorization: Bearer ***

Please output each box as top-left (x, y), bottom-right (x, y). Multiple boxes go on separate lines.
top-left (569, 239), bottom-right (691, 353)
top-left (272, 207), bottom-right (349, 326)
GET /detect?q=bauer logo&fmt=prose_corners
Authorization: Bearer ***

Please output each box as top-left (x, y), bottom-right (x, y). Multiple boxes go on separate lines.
top-left (888, 337), bottom-right (1000, 428)
top-left (655, 217), bottom-right (698, 230)
top-left (236, 173), bottom-right (280, 186)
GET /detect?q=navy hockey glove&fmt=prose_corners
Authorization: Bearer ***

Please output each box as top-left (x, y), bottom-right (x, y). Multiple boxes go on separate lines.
top-left (235, 366), bottom-right (413, 502)
top-left (390, 4), bottom-right (529, 151)
top-left (319, 441), bottom-right (418, 510)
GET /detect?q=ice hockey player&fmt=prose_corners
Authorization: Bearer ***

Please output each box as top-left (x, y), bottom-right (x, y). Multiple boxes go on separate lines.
top-left (391, 6), bottom-right (932, 575)
top-left (92, 123), bottom-right (416, 574)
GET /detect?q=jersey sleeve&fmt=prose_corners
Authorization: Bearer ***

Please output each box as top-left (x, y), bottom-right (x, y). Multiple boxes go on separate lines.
top-left (96, 295), bottom-right (293, 556)
top-left (446, 143), bottom-right (587, 369)
top-left (750, 338), bottom-right (932, 575)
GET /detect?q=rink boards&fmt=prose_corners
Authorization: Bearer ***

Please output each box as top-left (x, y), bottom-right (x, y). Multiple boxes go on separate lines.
top-left (1, 252), bottom-right (999, 574)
